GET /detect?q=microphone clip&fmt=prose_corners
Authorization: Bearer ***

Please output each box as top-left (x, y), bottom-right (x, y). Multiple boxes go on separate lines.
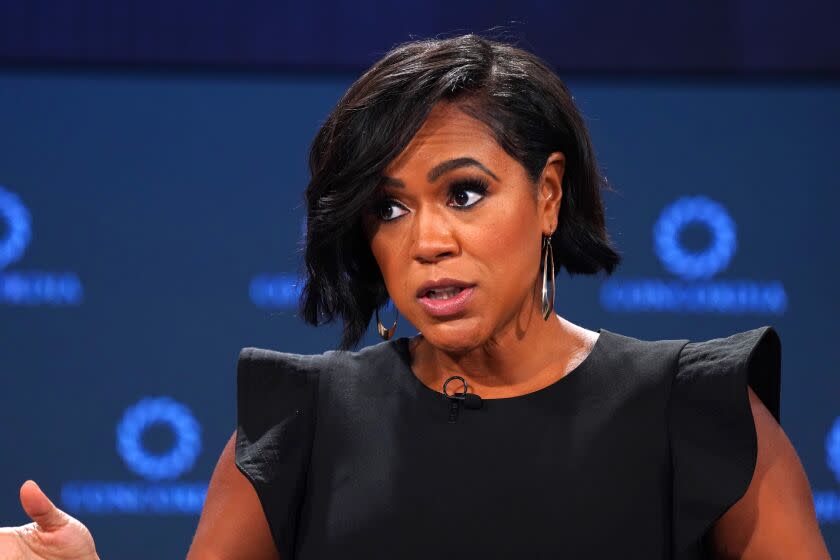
top-left (443, 375), bottom-right (483, 423)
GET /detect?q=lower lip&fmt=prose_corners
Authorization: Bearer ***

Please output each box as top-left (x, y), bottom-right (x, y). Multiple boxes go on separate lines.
top-left (417, 286), bottom-right (476, 317)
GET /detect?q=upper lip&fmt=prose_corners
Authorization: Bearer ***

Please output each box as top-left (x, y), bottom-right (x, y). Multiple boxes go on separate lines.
top-left (416, 278), bottom-right (475, 298)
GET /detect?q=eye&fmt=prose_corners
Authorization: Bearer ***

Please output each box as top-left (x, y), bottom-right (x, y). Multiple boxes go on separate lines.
top-left (448, 177), bottom-right (489, 209)
top-left (374, 198), bottom-right (409, 222)
top-left (371, 177), bottom-right (490, 222)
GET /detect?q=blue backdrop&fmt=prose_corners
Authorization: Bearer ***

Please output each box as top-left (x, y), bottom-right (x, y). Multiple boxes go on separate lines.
top-left (0, 69), bottom-right (838, 557)
top-left (1, 0), bottom-right (838, 73)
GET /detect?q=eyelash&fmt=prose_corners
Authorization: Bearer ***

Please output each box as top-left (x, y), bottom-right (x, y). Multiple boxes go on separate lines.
top-left (373, 177), bottom-right (490, 223)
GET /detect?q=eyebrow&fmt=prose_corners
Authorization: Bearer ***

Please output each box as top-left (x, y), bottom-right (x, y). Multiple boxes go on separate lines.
top-left (380, 157), bottom-right (500, 188)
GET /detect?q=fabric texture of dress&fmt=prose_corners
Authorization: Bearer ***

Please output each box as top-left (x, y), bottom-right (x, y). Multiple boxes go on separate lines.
top-left (234, 325), bottom-right (781, 559)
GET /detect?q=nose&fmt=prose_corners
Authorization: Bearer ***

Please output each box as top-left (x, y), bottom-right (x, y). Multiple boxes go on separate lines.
top-left (411, 205), bottom-right (459, 264)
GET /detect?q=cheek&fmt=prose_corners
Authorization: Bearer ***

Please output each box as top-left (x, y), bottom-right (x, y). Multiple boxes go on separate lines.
top-left (369, 235), bottom-right (406, 295)
top-left (477, 198), bottom-right (540, 262)
top-left (369, 238), bottom-right (391, 276)
top-left (471, 201), bottom-right (542, 299)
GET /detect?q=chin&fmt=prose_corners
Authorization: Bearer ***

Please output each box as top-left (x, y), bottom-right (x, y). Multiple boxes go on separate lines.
top-left (419, 316), bottom-right (485, 353)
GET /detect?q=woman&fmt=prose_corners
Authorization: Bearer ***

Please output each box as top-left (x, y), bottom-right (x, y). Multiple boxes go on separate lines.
top-left (1, 34), bottom-right (830, 559)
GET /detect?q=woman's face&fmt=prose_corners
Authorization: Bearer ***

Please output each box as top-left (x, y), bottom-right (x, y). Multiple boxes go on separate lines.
top-left (361, 101), bottom-right (565, 352)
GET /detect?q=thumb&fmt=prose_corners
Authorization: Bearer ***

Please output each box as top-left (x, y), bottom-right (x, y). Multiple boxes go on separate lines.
top-left (19, 480), bottom-right (69, 531)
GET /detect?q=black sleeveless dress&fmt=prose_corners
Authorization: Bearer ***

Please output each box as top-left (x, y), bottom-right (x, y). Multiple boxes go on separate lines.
top-left (234, 326), bottom-right (781, 559)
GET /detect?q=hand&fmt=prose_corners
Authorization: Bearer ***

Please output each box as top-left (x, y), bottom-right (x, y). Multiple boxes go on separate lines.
top-left (0, 480), bottom-right (99, 560)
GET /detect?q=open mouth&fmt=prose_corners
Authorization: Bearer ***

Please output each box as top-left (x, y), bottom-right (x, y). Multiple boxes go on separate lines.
top-left (417, 284), bottom-right (476, 316)
top-left (423, 286), bottom-right (467, 300)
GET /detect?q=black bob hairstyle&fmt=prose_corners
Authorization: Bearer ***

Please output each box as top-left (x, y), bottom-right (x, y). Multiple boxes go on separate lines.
top-left (300, 33), bottom-right (621, 350)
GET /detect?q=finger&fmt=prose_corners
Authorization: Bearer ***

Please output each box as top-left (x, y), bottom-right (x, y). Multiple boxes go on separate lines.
top-left (19, 480), bottom-right (69, 531)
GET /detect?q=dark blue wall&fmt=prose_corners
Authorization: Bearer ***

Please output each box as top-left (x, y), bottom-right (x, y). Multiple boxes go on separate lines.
top-left (1, 0), bottom-right (839, 73)
top-left (0, 69), bottom-right (838, 556)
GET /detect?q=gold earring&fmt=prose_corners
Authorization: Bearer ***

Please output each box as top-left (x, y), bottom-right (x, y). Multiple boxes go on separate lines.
top-left (540, 233), bottom-right (556, 320)
top-left (375, 305), bottom-right (398, 340)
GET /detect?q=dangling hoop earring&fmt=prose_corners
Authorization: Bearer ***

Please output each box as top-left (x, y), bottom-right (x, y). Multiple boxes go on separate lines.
top-left (375, 304), bottom-right (398, 340)
top-left (540, 232), bottom-right (556, 320)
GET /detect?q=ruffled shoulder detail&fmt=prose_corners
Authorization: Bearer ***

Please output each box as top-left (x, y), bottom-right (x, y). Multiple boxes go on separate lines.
top-left (234, 346), bottom-right (323, 559)
top-left (668, 325), bottom-right (782, 559)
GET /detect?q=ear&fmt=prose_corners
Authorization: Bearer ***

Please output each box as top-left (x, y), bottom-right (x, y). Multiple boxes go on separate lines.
top-left (538, 152), bottom-right (565, 235)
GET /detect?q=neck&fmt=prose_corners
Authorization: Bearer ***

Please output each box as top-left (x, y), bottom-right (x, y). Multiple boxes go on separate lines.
top-left (409, 297), bottom-right (597, 399)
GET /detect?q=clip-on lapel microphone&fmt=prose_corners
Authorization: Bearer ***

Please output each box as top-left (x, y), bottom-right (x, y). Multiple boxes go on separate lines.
top-left (443, 375), bottom-right (483, 423)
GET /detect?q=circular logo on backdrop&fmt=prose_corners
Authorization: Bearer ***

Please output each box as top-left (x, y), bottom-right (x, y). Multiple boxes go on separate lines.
top-left (826, 416), bottom-right (840, 484)
top-left (0, 186), bottom-right (32, 270)
top-left (116, 397), bottom-right (201, 481)
top-left (653, 195), bottom-right (737, 280)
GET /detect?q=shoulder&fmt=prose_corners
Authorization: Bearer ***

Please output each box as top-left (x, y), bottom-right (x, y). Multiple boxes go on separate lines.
top-left (672, 325), bottom-right (781, 422)
top-left (675, 325), bottom-right (780, 370)
top-left (598, 327), bottom-right (689, 356)
top-left (595, 325), bottom-right (782, 417)
top-left (238, 338), bottom-right (396, 373)
top-left (236, 338), bottom-right (403, 395)
top-left (591, 327), bottom-right (689, 385)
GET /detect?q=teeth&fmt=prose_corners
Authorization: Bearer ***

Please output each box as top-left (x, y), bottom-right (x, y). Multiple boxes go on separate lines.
top-left (427, 287), bottom-right (463, 300)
